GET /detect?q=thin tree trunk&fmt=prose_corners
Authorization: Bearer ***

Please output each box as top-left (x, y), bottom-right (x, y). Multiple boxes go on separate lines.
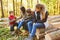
top-left (37, 0), bottom-right (39, 4)
top-left (21, 0), bottom-right (22, 6)
top-left (13, 0), bottom-right (15, 15)
top-left (0, 0), bottom-right (4, 18)
top-left (31, 0), bottom-right (33, 8)
top-left (16, 0), bottom-right (17, 15)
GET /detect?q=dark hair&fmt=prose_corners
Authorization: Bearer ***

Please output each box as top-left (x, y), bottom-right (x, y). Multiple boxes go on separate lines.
top-left (26, 9), bottom-right (31, 13)
top-left (9, 11), bottom-right (14, 14)
top-left (20, 6), bottom-right (26, 14)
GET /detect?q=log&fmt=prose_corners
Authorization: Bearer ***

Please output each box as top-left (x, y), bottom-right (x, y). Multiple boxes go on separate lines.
top-left (45, 28), bottom-right (59, 34)
top-left (45, 30), bottom-right (60, 40)
top-left (36, 28), bottom-right (59, 40)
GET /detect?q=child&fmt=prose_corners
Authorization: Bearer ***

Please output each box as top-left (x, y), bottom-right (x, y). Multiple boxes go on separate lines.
top-left (22, 9), bottom-right (33, 35)
top-left (26, 9), bottom-right (33, 33)
top-left (9, 11), bottom-right (18, 35)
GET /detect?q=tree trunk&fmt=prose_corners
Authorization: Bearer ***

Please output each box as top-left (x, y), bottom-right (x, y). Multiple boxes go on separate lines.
top-left (13, 0), bottom-right (15, 15)
top-left (0, 0), bottom-right (4, 18)
top-left (21, 0), bottom-right (22, 6)
top-left (37, 0), bottom-right (39, 4)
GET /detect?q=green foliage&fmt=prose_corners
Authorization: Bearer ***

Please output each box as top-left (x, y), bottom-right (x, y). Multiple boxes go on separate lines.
top-left (41, 0), bottom-right (59, 16)
top-left (0, 0), bottom-right (60, 18)
top-left (0, 27), bottom-right (27, 40)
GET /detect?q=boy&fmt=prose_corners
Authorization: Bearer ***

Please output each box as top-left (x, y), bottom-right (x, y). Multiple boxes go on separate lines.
top-left (9, 11), bottom-right (18, 35)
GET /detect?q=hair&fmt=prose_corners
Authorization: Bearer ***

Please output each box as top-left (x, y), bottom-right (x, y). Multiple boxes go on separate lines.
top-left (26, 9), bottom-right (31, 13)
top-left (36, 4), bottom-right (45, 12)
top-left (9, 11), bottom-right (14, 14)
top-left (36, 4), bottom-right (46, 20)
top-left (20, 6), bottom-right (26, 14)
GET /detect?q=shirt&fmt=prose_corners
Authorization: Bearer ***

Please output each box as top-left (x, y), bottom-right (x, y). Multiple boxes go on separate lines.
top-left (35, 11), bottom-right (42, 20)
top-left (34, 11), bottom-right (43, 23)
top-left (9, 15), bottom-right (16, 25)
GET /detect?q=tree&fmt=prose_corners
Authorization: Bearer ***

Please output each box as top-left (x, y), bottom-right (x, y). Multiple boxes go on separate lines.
top-left (13, 0), bottom-right (15, 15)
top-left (21, 0), bottom-right (22, 6)
top-left (0, 0), bottom-right (4, 18)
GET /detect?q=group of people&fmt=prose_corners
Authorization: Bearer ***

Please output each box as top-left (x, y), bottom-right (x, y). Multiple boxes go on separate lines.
top-left (9, 4), bottom-right (48, 40)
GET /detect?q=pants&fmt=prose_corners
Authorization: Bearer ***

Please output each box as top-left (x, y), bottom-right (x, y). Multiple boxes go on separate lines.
top-left (27, 21), bottom-right (33, 33)
top-left (18, 19), bottom-right (33, 31)
top-left (10, 23), bottom-right (18, 31)
top-left (17, 20), bottom-right (24, 29)
top-left (30, 23), bottom-right (45, 37)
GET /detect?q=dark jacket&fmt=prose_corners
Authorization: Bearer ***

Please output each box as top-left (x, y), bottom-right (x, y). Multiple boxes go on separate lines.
top-left (33, 11), bottom-right (48, 23)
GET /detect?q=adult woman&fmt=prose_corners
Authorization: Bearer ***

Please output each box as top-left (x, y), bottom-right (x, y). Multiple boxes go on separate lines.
top-left (25, 4), bottom-right (46, 40)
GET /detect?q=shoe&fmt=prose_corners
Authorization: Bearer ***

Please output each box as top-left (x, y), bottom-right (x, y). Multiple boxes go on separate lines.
top-left (24, 36), bottom-right (33, 40)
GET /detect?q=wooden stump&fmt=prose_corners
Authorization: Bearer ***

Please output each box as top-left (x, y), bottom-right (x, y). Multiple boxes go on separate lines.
top-left (45, 30), bottom-right (60, 40)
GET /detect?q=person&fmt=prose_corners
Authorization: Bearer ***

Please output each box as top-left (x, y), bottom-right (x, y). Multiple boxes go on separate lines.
top-left (21, 8), bottom-right (33, 35)
top-left (17, 6), bottom-right (26, 30)
top-left (24, 4), bottom-right (47, 40)
top-left (17, 7), bottom-right (33, 35)
top-left (26, 9), bottom-right (33, 33)
top-left (9, 11), bottom-right (18, 35)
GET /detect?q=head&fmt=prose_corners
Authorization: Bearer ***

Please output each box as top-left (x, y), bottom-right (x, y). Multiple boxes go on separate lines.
top-left (26, 9), bottom-right (32, 14)
top-left (35, 4), bottom-right (45, 12)
top-left (20, 6), bottom-right (26, 14)
top-left (9, 11), bottom-right (14, 15)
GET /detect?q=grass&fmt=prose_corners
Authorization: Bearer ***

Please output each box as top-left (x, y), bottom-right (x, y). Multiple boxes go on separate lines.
top-left (0, 26), bottom-right (27, 40)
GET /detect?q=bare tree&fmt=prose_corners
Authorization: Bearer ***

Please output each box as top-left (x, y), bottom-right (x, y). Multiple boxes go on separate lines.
top-left (13, 0), bottom-right (15, 15)
top-left (21, 0), bottom-right (22, 6)
top-left (0, 0), bottom-right (4, 18)
top-left (37, 0), bottom-right (39, 4)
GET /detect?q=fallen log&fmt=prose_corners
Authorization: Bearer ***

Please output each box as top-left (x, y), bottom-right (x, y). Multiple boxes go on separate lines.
top-left (45, 28), bottom-right (59, 34)
top-left (45, 30), bottom-right (60, 40)
top-left (36, 28), bottom-right (59, 40)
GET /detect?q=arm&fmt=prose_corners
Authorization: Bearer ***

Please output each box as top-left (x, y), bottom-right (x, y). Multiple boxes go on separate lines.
top-left (9, 14), bottom-right (23, 22)
top-left (9, 19), bottom-right (16, 22)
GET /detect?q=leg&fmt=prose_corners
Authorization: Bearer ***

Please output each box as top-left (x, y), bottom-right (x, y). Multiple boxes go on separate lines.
top-left (24, 23), bottom-right (44, 40)
top-left (13, 23), bottom-right (18, 28)
top-left (27, 21), bottom-right (33, 33)
top-left (10, 25), bottom-right (15, 35)
top-left (10, 26), bottom-right (14, 31)
top-left (30, 23), bottom-right (44, 37)
top-left (22, 23), bottom-right (29, 36)
top-left (17, 20), bottom-right (24, 29)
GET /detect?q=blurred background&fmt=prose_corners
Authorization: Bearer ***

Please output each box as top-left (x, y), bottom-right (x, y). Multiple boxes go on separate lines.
top-left (0, 0), bottom-right (60, 18)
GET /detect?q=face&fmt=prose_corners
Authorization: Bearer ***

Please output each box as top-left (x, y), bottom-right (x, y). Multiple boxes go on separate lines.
top-left (35, 7), bottom-right (41, 12)
top-left (10, 12), bottom-right (14, 15)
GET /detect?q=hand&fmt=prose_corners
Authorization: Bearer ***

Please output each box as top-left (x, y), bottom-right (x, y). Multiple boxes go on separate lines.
top-left (10, 19), bottom-right (16, 22)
